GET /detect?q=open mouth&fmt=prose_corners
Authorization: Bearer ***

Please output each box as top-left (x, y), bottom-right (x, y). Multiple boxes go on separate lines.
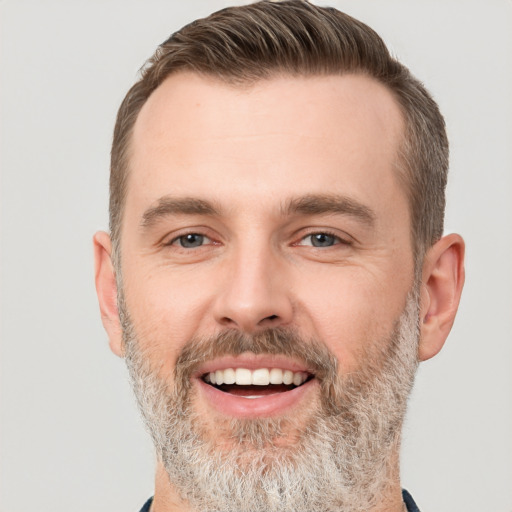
top-left (202, 368), bottom-right (314, 399)
top-left (195, 356), bottom-right (318, 417)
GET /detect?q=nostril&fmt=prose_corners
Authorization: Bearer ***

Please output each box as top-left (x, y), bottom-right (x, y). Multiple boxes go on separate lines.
top-left (257, 314), bottom-right (279, 327)
top-left (218, 310), bottom-right (287, 331)
top-left (220, 316), bottom-right (237, 327)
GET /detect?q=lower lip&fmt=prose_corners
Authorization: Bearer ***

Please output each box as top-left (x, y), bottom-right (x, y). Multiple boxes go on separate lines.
top-left (196, 378), bottom-right (318, 418)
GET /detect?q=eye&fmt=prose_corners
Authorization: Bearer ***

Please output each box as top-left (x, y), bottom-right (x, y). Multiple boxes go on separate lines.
top-left (171, 233), bottom-right (211, 248)
top-left (299, 232), bottom-right (346, 248)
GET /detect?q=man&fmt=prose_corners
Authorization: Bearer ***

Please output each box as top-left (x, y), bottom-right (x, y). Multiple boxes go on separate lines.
top-left (93, 1), bottom-right (465, 511)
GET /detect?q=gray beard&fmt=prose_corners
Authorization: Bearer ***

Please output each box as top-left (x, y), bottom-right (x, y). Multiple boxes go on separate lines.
top-left (121, 291), bottom-right (420, 512)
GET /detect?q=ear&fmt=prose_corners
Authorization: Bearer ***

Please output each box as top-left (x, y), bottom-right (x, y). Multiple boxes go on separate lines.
top-left (93, 231), bottom-right (124, 357)
top-left (418, 233), bottom-right (465, 361)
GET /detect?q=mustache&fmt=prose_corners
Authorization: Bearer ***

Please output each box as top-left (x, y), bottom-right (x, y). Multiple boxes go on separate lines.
top-left (172, 327), bottom-right (341, 411)
top-left (175, 327), bottom-right (337, 379)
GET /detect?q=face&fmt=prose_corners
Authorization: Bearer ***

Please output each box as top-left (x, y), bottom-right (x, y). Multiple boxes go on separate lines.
top-left (118, 73), bottom-right (419, 510)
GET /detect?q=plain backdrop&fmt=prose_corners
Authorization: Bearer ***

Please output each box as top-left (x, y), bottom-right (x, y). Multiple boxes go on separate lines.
top-left (1, 1), bottom-right (511, 511)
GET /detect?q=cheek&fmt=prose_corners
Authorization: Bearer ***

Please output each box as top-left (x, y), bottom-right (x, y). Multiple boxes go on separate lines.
top-left (294, 267), bottom-right (409, 372)
top-left (122, 267), bottom-right (214, 376)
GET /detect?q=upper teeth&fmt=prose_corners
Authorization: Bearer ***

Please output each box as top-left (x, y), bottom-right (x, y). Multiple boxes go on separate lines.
top-left (205, 368), bottom-right (308, 386)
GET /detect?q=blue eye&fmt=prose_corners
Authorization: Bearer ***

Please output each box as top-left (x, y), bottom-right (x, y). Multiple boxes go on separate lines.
top-left (175, 233), bottom-right (206, 248)
top-left (309, 233), bottom-right (337, 247)
top-left (296, 232), bottom-right (343, 248)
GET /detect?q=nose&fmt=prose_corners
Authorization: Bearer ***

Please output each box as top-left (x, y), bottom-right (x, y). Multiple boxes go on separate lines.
top-left (213, 244), bottom-right (294, 333)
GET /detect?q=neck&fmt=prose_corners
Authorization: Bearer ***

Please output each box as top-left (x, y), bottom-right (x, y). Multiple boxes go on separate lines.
top-left (151, 463), bottom-right (193, 512)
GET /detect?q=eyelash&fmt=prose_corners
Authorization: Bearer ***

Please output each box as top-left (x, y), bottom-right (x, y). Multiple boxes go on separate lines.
top-left (166, 232), bottom-right (214, 248)
top-left (296, 230), bottom-right (352, 248)
top-left (164, 229), bottom-right (351, 250)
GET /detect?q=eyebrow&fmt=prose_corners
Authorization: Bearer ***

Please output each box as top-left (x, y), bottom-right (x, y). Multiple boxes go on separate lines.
top-left (141, 197), bottom-right (221, 228)
top-left (140, 193), bottom-right (376, 229)
top-left (282, 194), bottom-right (376, 226)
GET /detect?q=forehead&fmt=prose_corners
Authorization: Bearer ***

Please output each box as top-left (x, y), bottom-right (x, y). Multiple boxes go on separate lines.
top-left (127, 72), bottom-right (406, 223)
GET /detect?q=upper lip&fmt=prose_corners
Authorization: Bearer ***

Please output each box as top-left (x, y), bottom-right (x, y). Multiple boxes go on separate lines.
top-left (193, 353), bottom-right (313, 379)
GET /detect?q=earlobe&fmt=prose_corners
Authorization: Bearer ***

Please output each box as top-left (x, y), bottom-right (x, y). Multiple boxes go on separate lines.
top-left (418, 233), bottom-right (465, 361)
top-left (93, 231), bottom-right (124, 357)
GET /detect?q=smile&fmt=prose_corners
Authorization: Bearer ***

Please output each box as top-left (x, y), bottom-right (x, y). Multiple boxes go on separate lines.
top-left (195, 356), bottom-right (318, 417)
top-left (204, 367), bottom-right (310, 389)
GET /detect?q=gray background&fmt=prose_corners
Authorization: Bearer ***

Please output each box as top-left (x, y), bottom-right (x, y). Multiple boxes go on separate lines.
top-left (1, 1), bottom-right (511, 511)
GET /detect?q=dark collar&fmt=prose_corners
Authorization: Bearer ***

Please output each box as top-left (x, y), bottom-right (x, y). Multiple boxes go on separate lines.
top-left (139, 490), bottom-right (420, 512)
top-left (402, 489), bottom-right (421, 512)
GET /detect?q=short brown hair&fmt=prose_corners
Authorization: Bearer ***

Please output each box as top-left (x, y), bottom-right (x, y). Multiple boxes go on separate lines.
top-left (110, 0), bottom-right (448, 263)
